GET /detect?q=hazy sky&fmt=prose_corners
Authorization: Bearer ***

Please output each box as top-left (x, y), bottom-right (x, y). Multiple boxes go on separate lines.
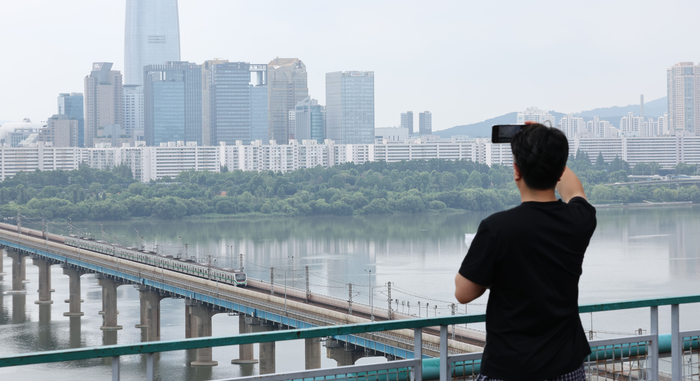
top-left (1, 0), bottom-right (699, 130)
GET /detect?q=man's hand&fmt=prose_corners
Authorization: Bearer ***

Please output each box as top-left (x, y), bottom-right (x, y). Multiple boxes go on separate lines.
top-left (556, 166), bottom-right (587, 202)
top-left (454, 273), bottom-right (486, 304)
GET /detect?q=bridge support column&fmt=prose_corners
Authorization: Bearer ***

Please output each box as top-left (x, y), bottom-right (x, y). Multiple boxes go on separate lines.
top-left (231, 314), bottom-right (258, 365)
top-left (251, 319), bottom-right (276, 375)
top-left (6, 250), bottom-right (26, 294)
top-left (0, 248), bottom-right (6, 275)
top-left (188, 302), bottom-right (221, 366)
top-left (137, 287), bottom-right (166, 341)
top-left (32, 257), bottom-right (53, 305)
top-left (62, 266), bottom-right (86, 317)
top-left (99, 277), bottom-right (124, 331)
top-left (305, 338), bottom-right (322, 370)
top-left (327, 340), bottom-right (367, 366)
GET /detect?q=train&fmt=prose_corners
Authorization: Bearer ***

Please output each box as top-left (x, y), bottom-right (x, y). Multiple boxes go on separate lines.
top-left (0, 220), bottom-right (246, 287)
top-left (63, 235), bottom-right (247, 287)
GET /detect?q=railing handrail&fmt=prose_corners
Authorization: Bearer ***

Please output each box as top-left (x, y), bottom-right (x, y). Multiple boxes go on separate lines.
top-left (1, 293), bottom-right (700, 368)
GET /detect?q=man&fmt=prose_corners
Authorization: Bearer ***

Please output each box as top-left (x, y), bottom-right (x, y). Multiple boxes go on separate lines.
top-left (455, 123), bottom-right (596, 380)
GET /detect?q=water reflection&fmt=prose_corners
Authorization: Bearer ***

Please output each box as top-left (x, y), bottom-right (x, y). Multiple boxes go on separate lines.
top-left (1, 208), bottom-right (699, 380)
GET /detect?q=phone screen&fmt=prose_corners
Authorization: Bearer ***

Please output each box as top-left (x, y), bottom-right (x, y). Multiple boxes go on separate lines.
top-left (492, 125), bottom-right (524, 143)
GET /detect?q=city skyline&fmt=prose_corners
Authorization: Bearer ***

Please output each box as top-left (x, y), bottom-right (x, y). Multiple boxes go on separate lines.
top-left (2, 1), bottom-right (699, 130)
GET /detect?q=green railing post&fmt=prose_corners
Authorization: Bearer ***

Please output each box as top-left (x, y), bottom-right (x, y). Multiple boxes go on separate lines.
top-left (651, 306), bottom-right (659, 381)
top-left (413, 328), bottom-right (422, 381)
top-left (671, 304), bottom-right (681, 381)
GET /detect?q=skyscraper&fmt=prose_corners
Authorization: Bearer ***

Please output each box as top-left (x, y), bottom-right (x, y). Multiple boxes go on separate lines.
top-left (419, 111), bottom-right (432, 135)
top-left (667, 62), bottom-right (700, 135)
top-left (57, 93), bottom-right (84, 147)
top-left (201, 59), bottom-right (228, 146)
top-left (210, 62), bottom-right (252, 145)
top-left (84, 63), bottom-right (123, 147)
top-left (250, 83), bottom-right (269, 142)
top-left (124, 0), bottom-right (181, 87)
top-left (267, 58), bottom-right (308, 143)
top-left (401, 111), bottom-right (413, 135)
top-left (295, 97), bottom-right (325, 143)
top-left (123, 85), bottom-right (144, 138)
top-left (143, 62), bottom-right (201, 146)
top-left (325, 71), bottom-right (374, 144)
top-left (42, 114), bottom-right (79, 147)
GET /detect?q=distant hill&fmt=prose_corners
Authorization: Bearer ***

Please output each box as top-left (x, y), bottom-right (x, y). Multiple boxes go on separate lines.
top-left (435, 97), bottom-right (667, 138)
top-left (575, 97), bottom-right (667, 118)
top-left (435, 111), bottom-right (566, 138)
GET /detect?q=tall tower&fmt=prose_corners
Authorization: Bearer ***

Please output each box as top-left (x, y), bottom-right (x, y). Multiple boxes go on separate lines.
top-left (124, 0), bottom-right (181, 87)
top-left (401, 111), bottom-right (413, 135)
top-left (84, 63), bottom-right (123, 147)
top-left (143, 62), bottom-right (201, 146)
top-left (267, 58), bottom-right (308, 143)
top-left (667, 62), bottom-right (700, 135)
top-left (326, 71), bottom-right (374, 144)
top-left (57, 93), bottom-right (84, 147)
top-left (419, 111), bottom-right (432, 135)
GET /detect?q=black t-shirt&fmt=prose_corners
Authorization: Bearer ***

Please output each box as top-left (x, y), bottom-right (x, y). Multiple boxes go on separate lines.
top-left (459, 197), bottom-right (596, 380)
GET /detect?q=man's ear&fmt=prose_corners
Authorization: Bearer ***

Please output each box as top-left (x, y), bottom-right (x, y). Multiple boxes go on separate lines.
top-left (513, 163), bottom-right (522, 181)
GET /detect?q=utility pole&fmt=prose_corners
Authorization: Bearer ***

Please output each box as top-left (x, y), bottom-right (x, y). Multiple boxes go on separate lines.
top-left (387, 281), bottom-right (392, 320)
top-left (348, 284), bottom-right (353, 314)
top-left (305, 266), bottom-right (310, 301)
top-left (100, 222), bottom-right (105, 241)
top-left (68, 217), bottom-right (73, 235)
top-left (451, 303), bottom-right (457, 340)
top-left (364, 269), bottom-right (374, 322)
top-left (270, 267), bottom-right (275, 295)
top-left (239, 253), bottom-right (244, 272)
top-left (17, 211), bottom-right (21, 238)
top-left (418, 301), bottom-right (421, 318)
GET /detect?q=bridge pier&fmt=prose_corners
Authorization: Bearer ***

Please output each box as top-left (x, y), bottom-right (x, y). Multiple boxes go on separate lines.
top-left (251, 318), bottom-right (276, 375)
top-left (32, 257), bottom-right (53, 305)
top-left (326, 339), bottom-right (368, 366)
top-left (137, 287), bottom-right (166, 341)
top-left (187, 301), bottom-right (222, 366)
top-left (6, 250), bottom-right (26, 294)
top-left (99, 277), bottom-right (124, 331)
top-left (62, 266), bottom-right (86, 317)
top-left (231, 314), bottom-right (258, 365)
top-left (0, 247), bottom-right (6, 275)
top-left (305, 338), bottom-right (322, 370)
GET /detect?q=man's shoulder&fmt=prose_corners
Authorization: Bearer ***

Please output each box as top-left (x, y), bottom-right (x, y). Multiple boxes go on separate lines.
top-left (482, 204), bottom-right (527, 225)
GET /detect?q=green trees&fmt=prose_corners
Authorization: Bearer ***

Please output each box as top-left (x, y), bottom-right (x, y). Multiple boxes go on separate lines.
top-left (0, 158), bottom-right (697, 221)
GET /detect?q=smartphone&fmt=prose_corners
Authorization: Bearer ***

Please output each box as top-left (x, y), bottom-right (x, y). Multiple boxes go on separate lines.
top-left (491, 124), bottom-right (525, 144)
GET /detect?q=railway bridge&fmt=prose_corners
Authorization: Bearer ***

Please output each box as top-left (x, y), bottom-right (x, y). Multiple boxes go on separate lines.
top-left (0, 223), bottom-right (482, 374)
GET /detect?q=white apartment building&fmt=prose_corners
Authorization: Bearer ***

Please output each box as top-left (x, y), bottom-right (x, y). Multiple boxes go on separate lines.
top-left (1, 137), bottom-right (699, 182)
top-left (517, 107), bottom-right (556, 126)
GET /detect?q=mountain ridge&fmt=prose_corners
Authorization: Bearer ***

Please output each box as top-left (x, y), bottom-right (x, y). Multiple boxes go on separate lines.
top-left (435, 97), bottom-right (667, 138)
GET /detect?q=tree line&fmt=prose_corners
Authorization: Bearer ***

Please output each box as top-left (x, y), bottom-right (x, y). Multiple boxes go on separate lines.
top-left (0, 154), bottom-right (697, 221)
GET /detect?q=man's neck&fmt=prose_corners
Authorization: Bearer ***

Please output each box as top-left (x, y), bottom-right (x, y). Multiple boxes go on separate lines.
top-left (519, 187), bottom-right (558, 203)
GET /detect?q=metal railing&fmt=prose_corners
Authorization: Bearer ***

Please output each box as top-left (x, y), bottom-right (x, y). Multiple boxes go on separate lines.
top-left (1, 295), bottom-right (700, 381)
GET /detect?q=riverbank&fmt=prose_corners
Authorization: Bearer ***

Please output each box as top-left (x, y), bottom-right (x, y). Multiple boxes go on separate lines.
top-left (593, 201), bottom-right (695, 209)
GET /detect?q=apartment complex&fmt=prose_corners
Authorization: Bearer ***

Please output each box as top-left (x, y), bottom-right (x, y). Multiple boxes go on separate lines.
top-left (667, 62), bottom-right (700, 136)
top-left (3, 136), bottom-right (698, 183)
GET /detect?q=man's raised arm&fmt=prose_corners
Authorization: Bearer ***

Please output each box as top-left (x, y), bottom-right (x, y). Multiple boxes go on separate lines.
top-left (556, 166), bottom-right (586, 202)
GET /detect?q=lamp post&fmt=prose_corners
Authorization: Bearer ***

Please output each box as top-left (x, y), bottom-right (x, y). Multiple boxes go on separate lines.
top-left (364, 269), bottom-right (374, 321)
top-left (288, 255), bottom-right (295, 289)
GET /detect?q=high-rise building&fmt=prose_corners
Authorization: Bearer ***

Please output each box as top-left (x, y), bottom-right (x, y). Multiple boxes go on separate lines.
top-left (210, 62), bottom-right (252, 145)
top-left (419, 111), bottom-right (432, 135)
top-left (667, 62), bottom-right (700, 135)
top-left (558, 114), bottom-right (585, 138)
top-left (267, 58), bottom-right (308, 143)
top-left (401, 111), bottom-right (414, 135)
top-left (143, 61), bottom-right (201, 146)
top-left (84, 63), bottom-right (123, 147)
top-left (57, 93), bottom-right (84, 147)
top-left (295, 97), bottom-right (325, 143)
top-left (326, 71), bottom-right (374, 144)
top-left (516, 107), bottom-right (556, 126)
top-left (42, 114), bottom-right (79, 147)
top-left (124, 0), bottom-right (181, 87)
top-left (250, 83), bottom-right (268, 142)
top-left (123, 85), bottom-right (144, 139)
top-left (201, 59), bottom-right (228, 146)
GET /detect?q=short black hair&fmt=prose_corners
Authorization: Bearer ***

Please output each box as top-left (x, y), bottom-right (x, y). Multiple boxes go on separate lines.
top-left (510, 124), bottom-right (569, 190)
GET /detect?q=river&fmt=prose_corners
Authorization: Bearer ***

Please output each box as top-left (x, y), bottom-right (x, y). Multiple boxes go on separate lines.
top-left (1, 206), bottom-right (699, 379)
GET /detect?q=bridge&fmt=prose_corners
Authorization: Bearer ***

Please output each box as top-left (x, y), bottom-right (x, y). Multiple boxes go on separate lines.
top-left (0, 222), bottom-right (482, 374)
